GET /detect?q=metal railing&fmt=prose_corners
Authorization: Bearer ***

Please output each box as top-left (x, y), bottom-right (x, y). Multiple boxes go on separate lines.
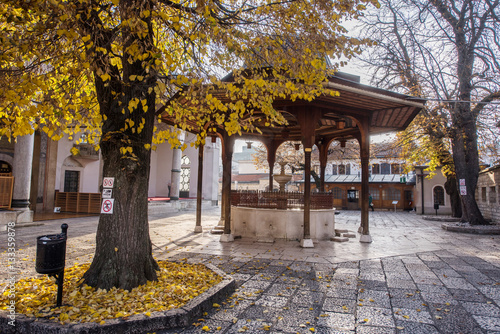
top-left (231, 190), bottom-right (334, 210)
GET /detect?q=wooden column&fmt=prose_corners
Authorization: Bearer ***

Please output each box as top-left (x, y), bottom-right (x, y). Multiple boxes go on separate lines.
top-left (267, 142), bottom-right (276, 191)
top-left (220, 132), bottom-right (234, 242)
top-left (303, 147), bottom-right (312, 239)
top-left (194, 144), bottom-right (204, 233)
top-left (292, 107), bottom-right (322, 248)
top-left (358, 117), bottom-right (372, 243)
top-left (318, 140), bottom-right (328, 192)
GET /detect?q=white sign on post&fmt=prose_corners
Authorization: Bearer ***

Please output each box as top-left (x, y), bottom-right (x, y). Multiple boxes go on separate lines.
top-left (103, 177), bottom-right (115, 188)
top-left (460, 185), bottom-right (467, 195)
top-left (101, 199), bottom-right (114, 214)
top-left (102, 189), bottom-right (113, 199)
top-left (459, 179), bottom-right (465, 186)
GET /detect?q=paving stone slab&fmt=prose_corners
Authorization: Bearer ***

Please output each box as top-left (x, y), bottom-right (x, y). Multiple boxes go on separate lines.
top-left (386, 278), bottom-right (417, 289)
top-left (254, 295), bottom-right (289, 308)
top-left (239, 304), bottom-right (281, 321)
top-left (473, 315), bottom-right (500, 331)
top-left (325, 287), bottom-right (358, 300)
top-left (315, 312), bottom-right (356, 331)
top-left (358, 279), bottom-right (389, 291)
top-left (358, 289), bottom-right (391, 308)
top-left (356, 306), bottom-right (395, 327)
top-left (266, 283), bottom-right (299, 297)
top-left (428, 304), bottom-right (484, 334)
top-left (298, 278), bottom-right (323, 291)
top-left (356, 325), bottom-right (396, 334)
top-left (461, 302), bottom-right (500, 317)
top-left (450, 288), bottom-right (487, 302)
top-left (292, 290), bottom-right (324, 307)
top-left (323, 297), bottom-right (356, 314)
top-left (224, 319), bottom-right (274, 334)
top-left (393, 307), bottom-right (433, 324)
top-left (394, 320), bottom-right (440, 334)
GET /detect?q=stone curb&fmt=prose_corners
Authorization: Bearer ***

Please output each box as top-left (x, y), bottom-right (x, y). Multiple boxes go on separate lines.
top-left (0, 264), bottom-right (235, 334)
top-left (423, 215), bottom-right (461, 222)
top-left (441, 222), bottom-right (500, 235)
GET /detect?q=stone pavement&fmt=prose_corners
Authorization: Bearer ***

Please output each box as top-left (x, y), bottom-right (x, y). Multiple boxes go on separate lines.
top-left (2, 208), bottom-right (500, 333)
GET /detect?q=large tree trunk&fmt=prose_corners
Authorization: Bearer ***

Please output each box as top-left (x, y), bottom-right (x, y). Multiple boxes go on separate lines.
top-left (451, 111), bottom-right (488, 225)
top-left (82, 134), bottom-right (159, 290)
top-left (82, 0), bottom-right (160, 290)
top-left (444, 176), bottom-right (461, 218)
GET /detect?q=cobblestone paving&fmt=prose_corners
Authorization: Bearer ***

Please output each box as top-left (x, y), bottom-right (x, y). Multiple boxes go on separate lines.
top-left (2, 209), bottom-right (500, 333)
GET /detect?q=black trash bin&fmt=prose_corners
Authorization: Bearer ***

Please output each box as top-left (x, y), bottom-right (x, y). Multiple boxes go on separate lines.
top-left (35, 224), bottom-right (68, 306)
top-left (36, 224), bottom-right (68, 274)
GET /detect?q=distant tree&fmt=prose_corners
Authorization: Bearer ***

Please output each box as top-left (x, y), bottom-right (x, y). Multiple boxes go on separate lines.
top-left (358, 0), bottom-right (500, 223)
top-left (0, 0), bottom-right (377, 289)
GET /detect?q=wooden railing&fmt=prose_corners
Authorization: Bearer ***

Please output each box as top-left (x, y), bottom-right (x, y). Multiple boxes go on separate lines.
top-left (0, 176), bottom-right (14, 209)
top-left (55, 192), bottom-right (101, 214)
top-left (231, 190), bottom-right (334, 210)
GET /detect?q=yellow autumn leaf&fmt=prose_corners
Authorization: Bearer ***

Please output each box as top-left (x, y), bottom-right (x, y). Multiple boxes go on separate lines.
top-left (0, 261), bottom-right (222, 325)
top-left (100, 73), bottom-right (111, 81)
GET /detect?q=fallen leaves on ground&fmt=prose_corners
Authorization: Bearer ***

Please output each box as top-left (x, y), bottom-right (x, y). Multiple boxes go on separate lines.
top-left (0, 261), bottom-right (222, 325)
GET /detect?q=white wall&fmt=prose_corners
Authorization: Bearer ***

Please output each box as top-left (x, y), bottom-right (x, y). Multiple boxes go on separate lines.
top-left (414, 167), bottom-right (452, 215)
top-left (52, 131), bottom-right (221, 202)
top-left (55, 134), bottom-right (100, 193)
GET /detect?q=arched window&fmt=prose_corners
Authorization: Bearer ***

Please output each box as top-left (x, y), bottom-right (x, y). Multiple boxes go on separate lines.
top-left (0, 161), bottom-right (12, 174)
top-left (433, 186), bottom-right (445, 205)
top-left (383, 187), bottom-right (400, 201)
top-left (333, 187), bottom-right (343, 199)
top-left (180, 155), bottom-right (191, 194)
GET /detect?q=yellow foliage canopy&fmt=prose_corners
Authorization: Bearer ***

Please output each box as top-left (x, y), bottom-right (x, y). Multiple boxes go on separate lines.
top-left (0, 0), bottom-right (378, 149)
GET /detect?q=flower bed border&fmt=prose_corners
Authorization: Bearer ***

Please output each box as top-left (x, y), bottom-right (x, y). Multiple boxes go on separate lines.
top-left (0, 264), bottom-right (235, 334)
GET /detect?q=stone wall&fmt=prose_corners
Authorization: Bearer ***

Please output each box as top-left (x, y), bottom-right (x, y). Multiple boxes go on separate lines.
top-left (477, 165), bottom-right (500, 222)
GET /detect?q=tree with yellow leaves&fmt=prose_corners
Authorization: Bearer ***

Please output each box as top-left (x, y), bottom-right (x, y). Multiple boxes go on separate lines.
top-left (0, 0), bottom-right (377, 289)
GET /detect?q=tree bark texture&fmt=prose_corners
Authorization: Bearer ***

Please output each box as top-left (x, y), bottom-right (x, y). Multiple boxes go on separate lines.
top-left (81, 0), bottom-right (160, 289)
top-left (444, 176), bottom-right (462, 218)
top-left (451, 114), bottom-right (487, 225)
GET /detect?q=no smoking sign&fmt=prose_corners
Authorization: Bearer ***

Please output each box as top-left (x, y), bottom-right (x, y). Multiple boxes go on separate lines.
top-left (101, 199), bottom-right (114, 214)
top-left (103, 177), bottom-right (115, 188)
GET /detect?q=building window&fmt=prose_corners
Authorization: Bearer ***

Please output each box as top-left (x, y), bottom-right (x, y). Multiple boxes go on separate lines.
top-left (313, 165), bottom-right (320, 174)
top-left (346, 164), bottom-right (351, 175)
top-left (381, 163), bottom-right (390, 175)
top-left (331, 164), bottom-right (337, 175)
top-left (64, 170), bottom-right (79, 192)
top-left (482, 187), bottom-right (487, 202)
top-left (490, 186), bottom-right (496, 204)
top-left (382, 187), bottom-right (400, 201)
top-left (333, 187), bottom-right (342, 199)
top-left (433, 186), bottom-right (445, 205)
top-left (372, 164), bottom-right (380, 174)
top-left (339, 164), bottom-right (346, 175)
top-left (180, 155), bottom-right (191, 194)
top-left (391, 164), bottom-right (401, 174)
top-left (369, 187), bottom-right (379, 200)
top-left (0, 161), bottom-right (12, 174)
